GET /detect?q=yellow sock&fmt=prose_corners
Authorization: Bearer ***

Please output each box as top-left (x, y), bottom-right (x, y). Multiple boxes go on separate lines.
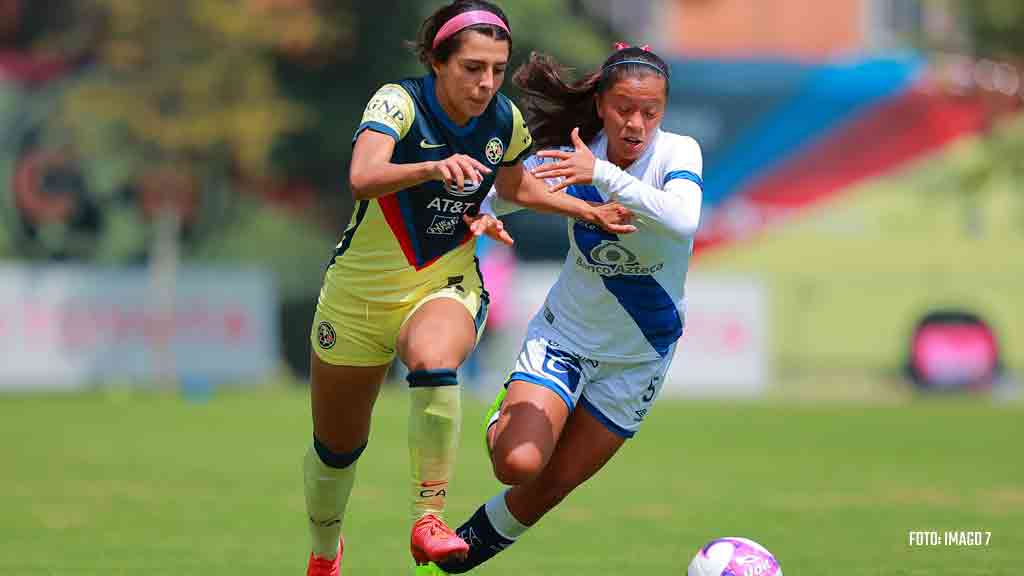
top-left (407, 369), bottom-right (461, 520)
top-left (304, 440), bottom-right (361, 558)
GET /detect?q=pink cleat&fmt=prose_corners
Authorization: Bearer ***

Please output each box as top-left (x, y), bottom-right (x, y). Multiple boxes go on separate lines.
top-left (307, 537), bottom-right (343, 576)
top-left (410, 514), bottom-right (469, 565)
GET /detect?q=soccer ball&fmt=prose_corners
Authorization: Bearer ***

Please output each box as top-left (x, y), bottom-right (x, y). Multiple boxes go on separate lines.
top-left (687, 537), bottom-right (782, 576)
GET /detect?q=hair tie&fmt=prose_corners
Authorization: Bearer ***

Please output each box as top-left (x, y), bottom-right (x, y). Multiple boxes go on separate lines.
top-left (433, 10), bottom-right (510, 49)
top-left (613, 41), bottom-right (652, 52)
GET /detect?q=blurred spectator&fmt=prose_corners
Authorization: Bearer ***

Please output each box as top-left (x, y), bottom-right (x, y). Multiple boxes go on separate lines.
top-left (0, 0), bottom-right (99, 87)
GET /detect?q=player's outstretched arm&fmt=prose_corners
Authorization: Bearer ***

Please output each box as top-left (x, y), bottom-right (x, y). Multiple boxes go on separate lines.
top-left (534, 128), bottom-right (702, 240)
top-left (493, 160), bottom-right (637, 235)
top-left (349, 130), bottom-right (492, 200)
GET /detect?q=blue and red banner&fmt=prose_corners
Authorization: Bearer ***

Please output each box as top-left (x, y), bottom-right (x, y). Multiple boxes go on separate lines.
top-left (665, 56), bottom-right (997, 253)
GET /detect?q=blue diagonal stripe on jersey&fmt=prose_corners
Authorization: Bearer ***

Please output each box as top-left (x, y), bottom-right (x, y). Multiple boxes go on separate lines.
top-left (569, 185), bottom-right (682, 357)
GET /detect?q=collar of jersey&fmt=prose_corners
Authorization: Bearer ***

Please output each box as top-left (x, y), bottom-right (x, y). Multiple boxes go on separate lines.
top-left (424, 74), bottom-right (480, 137)
top-left (593, 128), bottom-right (662, 173)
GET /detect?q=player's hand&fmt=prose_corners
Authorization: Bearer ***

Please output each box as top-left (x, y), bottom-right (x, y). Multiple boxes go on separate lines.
top-left (588, 202), bottom-right (637, 234)
top-left (532, 127), bottom-right (595, 193)
top-left (463, 213), bottom-right (514, 246)
top-left (430, 154), bottom-right (493, 195)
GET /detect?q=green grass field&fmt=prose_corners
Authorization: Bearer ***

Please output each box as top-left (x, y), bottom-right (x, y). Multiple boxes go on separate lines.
top-left (1, 384), bottom-right (1021, 575)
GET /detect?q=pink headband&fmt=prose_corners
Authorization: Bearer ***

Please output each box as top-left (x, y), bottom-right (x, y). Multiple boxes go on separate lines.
top-left (432, 10), bottom-right (510, 50)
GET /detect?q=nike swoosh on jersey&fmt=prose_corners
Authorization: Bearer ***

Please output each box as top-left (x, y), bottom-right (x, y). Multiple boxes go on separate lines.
top-left (420, 139), bottom-right (446, 149)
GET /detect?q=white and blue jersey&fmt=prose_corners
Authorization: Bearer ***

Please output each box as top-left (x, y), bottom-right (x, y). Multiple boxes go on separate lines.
top-left (539, 128), bottom-right (702, 362)
top-left (486, 128), bottom-right (703, 437)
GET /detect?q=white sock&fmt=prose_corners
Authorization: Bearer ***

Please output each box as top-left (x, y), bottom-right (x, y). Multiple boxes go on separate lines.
top-left (484, 490), bottom-right (529, 540)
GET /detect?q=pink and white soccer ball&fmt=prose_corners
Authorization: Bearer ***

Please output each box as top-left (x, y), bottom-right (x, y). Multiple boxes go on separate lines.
top-left (687, 537), bottom-right (782, 576)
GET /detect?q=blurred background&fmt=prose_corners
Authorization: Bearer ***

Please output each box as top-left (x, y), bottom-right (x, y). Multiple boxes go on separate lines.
top-left (0, 0), bottom-right (1021, 401)
top-left (2, 2), bottom-right (1023, 575)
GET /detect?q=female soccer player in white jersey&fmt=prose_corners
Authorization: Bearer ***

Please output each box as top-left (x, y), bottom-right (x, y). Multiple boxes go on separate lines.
top-left (434, 43), bottom-right (703, 574)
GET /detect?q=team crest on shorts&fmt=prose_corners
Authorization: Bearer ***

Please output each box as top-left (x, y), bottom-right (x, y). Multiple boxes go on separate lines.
top-left (485, 138), bottom-right (504, 165)
top-left (317, 321), bottom-right (336, 350)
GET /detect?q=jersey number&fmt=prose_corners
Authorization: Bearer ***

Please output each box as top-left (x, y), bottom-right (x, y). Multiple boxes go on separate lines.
top-left (642, 376), bottom-right (659, 403)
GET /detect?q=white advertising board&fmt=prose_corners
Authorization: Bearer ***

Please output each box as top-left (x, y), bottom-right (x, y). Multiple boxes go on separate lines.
top-left (0, 265), bottom-right (278, 390)
top-left (664, 273), bottom-right (770, 397)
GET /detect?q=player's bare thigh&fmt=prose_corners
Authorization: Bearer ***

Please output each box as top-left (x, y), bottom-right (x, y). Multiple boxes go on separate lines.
top-left (396, 297), bottom-right (478, 371)
top-left (505, 404), bottom-right (625, 526)
top-left (309, 352), bottom-right (390, 453)
top-left (489, 380), bottom-right (571, 485)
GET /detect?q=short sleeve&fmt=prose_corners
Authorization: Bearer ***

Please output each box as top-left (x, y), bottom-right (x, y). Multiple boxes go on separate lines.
top-left (501, 101), bottom-right (532, 166)
top-left (353, 83), bottom-right (416, 143)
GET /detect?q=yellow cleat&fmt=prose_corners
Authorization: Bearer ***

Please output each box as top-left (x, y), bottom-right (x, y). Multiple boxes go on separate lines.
top-left (414, 562), bottom-right (448, 576)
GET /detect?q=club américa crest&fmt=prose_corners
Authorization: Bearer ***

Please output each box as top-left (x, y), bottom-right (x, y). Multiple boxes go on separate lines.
top-left (485, 137), bottom-right (504, 165)
top-left (317, 321), bottom-right (336, 349)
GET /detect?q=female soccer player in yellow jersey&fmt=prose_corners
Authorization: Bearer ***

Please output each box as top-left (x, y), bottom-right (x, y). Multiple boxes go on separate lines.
top-left (303, 2), bottom-right (636, 575)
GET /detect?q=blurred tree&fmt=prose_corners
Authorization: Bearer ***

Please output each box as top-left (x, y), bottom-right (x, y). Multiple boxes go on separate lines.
top-left (941, 1), bottom-right (1024, 234)
top-left (52, 0), bottom-right (356, 258)
top-left (62, 0), bottom-right (352, 184)
top-left (961, 0), bottom-right (1024, 58)
top-left (52, 0), bottom-right (354, 383)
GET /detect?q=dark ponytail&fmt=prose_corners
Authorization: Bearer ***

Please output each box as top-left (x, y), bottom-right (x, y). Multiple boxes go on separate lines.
top-left (513, 45), bottom-right (670, 149)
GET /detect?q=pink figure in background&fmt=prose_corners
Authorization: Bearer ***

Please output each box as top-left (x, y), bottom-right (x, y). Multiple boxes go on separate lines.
top-left (478, 242), bottom-right (516, 331)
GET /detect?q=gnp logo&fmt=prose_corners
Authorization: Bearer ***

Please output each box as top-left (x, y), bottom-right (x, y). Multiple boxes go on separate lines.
top-left (578, 241), bottom-right (664, 276)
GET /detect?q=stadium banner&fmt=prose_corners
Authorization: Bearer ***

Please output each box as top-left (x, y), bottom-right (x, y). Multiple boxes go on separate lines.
top-left (473, 264), bottom-right (769, 398)
top-left (0, 264), bottom-right (278, 390)
top-left (664, 273), bottom-right (770, 397)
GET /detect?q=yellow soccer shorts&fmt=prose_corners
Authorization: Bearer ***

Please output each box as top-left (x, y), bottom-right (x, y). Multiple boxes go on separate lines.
top-left (310, 265), bottom-right (489, 368)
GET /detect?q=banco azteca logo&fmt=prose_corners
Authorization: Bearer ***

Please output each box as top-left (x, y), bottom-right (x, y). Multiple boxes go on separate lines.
top-left (317, 321), bottom-right (336, 349)
top-left (589, 241), bottom-right (638, 266)
top-left (578, 241), bottom-right (663, 276)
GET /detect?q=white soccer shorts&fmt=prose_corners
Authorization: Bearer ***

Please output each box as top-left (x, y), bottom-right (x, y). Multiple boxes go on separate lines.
top-left (504, 320), bottom-right (676, 438)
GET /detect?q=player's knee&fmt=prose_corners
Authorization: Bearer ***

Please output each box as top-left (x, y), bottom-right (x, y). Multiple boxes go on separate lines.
top-left (405, 354), bottom-right (459, 374)
top-left (402, 324), bottom-right (477, 371)
top-left (492, 445), bottom-right (545, 485)
top-left (313, 436), bottom-right (367, 469)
